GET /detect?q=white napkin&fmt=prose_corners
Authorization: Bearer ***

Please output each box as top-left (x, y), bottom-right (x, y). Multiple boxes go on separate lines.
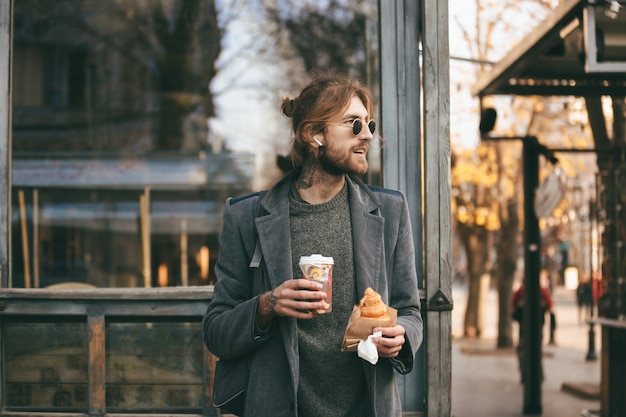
top-left (357, 331), bottom-right (382, 364)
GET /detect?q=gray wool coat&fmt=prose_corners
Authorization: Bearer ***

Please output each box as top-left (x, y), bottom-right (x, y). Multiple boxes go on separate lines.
top-left (203, 170), bottom-right (423, 417)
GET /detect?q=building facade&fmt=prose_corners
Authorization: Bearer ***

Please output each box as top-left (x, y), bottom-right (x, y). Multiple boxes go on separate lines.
top-left (0, 0), bottom-right (451, 415)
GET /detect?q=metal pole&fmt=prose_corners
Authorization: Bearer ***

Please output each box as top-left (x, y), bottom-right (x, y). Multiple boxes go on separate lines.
top-left (522, 136), bottom-right (543, 415)
top-left (587, 198), bottom-right (598, 361)
top-left (613, 169), bottom-right (623, 318)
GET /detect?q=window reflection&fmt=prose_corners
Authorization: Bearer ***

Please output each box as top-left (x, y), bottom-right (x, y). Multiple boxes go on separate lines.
top-left (106, 322), bottom-right (203, 411)
top-left (5, 320), bottom-right (88, 411)
top-left (11, 0), bottom-right (379, 289)
top-left (11, 165), bottom-right (250, 288)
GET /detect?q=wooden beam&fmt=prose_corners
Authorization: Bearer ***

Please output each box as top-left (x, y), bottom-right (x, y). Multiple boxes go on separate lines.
top-left (422, 0), bottom-right (452, 416)
top-left (0, 0), bottom-right (12, 288)
top-left (482, 84), bottom-right (626, 97)
top-left (204, 348), bottom-right (216, 414)
top-left (379, 0), bottom-right (426, 411)
top-left (17, 190), bottom-right (30, 288)
top-left (380, 0), bottom-right (423, 291)
top-left (88, 314), bottom-right (106, 416)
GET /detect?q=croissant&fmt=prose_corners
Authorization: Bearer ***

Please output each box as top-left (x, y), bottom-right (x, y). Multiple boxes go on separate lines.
top-left (359, 288), bottom-right (389, 319)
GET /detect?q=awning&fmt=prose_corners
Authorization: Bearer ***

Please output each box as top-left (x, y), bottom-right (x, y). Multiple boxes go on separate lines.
top-left (472, 0), bottom-right (626, 97)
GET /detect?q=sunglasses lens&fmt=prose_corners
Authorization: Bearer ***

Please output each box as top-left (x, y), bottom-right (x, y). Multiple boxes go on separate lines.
top-left (352, 119), bottom-right (363, 135)
top-left (347, 119), bottom-right (375, 135)
top-left (368, 120), bottom-right (376, 134)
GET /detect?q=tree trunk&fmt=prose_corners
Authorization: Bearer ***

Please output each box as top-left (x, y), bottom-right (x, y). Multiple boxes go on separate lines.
top-left (494, 143), bottom-right (521, 349)
top-left (495, 198), bottom-right (519, 348)
top-left (153, 0), bottom-right (220, 151)
top-left (458, 222), bottom-right (491, 337)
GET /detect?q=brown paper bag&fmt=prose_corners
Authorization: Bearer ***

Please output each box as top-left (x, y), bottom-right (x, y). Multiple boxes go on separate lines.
top-left (341, 305), bottom-right (397, 352)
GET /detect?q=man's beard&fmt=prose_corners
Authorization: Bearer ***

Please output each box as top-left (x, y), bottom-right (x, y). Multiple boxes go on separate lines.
top-left (318, 146), bottom-right (368, 176)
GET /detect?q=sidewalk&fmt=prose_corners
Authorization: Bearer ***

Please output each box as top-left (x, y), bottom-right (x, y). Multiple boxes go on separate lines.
top-left (451, 284), bottom-right (601, 417)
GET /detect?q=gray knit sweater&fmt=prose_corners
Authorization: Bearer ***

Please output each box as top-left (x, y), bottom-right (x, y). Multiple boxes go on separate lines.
top-left (289, 183), bottom-right (367, 417)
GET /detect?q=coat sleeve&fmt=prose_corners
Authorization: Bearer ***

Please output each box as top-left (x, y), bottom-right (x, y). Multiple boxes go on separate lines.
top-left (202, 195), bottom-right (269, 359)
top-left (386, 192), bottom-right (424, 374)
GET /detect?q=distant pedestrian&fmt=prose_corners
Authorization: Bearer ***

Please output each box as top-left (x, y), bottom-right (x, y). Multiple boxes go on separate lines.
top-left (511, 281), bottom-right (554, 383)
top-left (577, 278), bottom-right (593, 325)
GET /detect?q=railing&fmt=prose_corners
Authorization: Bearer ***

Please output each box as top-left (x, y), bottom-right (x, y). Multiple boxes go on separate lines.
top-left (0, 287), bottom-right (217, 417)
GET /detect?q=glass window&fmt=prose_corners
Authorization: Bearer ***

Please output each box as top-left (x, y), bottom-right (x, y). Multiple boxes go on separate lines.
top-left (11, 0), bottom-right (379, 288)
top-left (4, 320), bottom-right (88, 411)
top-left (106, 321), bottom-right (203, 411)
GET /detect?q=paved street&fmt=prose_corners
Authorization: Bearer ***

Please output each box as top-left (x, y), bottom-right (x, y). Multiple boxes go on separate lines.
top-left (451, 283), bottom-right (601, 417)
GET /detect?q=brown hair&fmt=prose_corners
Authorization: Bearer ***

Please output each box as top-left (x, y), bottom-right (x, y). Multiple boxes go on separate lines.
top-left (282, 72), bottom-right (374, 168)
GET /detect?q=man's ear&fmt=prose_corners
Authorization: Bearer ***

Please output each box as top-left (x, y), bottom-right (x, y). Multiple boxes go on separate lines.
top-left (304, 129), bottom-right (323, 148)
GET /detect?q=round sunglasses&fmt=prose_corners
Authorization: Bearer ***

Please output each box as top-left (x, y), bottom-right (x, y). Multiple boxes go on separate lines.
top-left (332, 119), bottom-right (376, 136)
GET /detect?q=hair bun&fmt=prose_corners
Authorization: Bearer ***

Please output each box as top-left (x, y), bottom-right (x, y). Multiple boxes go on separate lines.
top-left (282, 98), bottom-right (297, 117)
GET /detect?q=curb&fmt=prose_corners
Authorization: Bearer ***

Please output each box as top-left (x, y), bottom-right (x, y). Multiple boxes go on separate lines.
top-left (561, 381), bottom-right (601, 401)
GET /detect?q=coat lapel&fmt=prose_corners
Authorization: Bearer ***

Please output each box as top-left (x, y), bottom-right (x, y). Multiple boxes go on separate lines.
top-left (256, 209), bottom-right (293, 288)
top-left (254, 170), bottom-right (297, 288)
top-left (347, 177), bottom-right (384, 300)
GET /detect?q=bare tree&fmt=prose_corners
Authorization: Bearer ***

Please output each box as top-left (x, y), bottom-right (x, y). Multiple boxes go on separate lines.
top-left (451, 0), bottom-right (560, 342)
top-left (121, 0), bottom-right (222, 150)
top-left (13, 0), bottom-right (223, 152)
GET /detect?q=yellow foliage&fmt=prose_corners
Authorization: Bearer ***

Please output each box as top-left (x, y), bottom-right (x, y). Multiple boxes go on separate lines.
top-left (475, 207), bottom-right (488, 226)
top-left (457, 206), bottom-right (471, 224)
top-left (486, 210), bottom-right (500, 231)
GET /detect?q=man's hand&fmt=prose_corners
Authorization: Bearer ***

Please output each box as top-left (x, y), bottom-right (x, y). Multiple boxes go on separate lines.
top-left (256, 279), bottom-right (327, 328)
top-left (372, 324), bottom-right (406, 358)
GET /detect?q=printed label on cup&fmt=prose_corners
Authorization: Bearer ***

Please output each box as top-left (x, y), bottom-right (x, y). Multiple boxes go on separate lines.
top-left (299, 254), bottom-right (334, 314)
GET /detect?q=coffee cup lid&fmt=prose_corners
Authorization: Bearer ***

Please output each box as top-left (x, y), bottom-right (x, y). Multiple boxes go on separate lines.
top-left (299, 254), bottom-right (334, 264)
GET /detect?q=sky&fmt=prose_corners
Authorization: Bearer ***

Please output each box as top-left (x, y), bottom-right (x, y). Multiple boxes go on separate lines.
top-left (449, 0), bottom-right (482, 150)
top-left (447, 0), bottom-right (566, 150)
top-left (211, 0), bottom-right (304, 189)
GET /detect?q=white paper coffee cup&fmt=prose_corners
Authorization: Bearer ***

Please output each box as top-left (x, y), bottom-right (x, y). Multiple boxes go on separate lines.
top-left (299, 254), bottom-right (334, 313)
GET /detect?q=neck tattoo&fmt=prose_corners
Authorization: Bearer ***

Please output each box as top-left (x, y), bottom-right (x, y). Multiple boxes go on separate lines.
top-left (297, 158), bottom-right (318, 190)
